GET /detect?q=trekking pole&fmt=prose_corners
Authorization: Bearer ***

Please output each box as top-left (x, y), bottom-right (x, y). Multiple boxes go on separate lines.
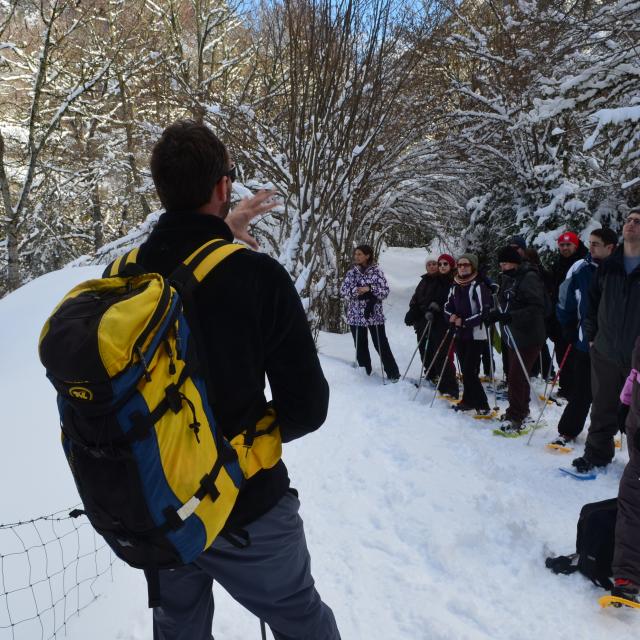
top-left (413, 324), bottom-right (437, 391)
top-left (414, 327), bottom-right (452, 400)
top-left (538, 352), bottom-right (543, 380)
top-left (492, 292), bottom-right (540, 406)
top-left (541, 343), bottom-right (556, 400)
top-left (352, 325), bottom-right (360, 369)
top-left (430, 333), bottom-right (456, 408)
top-left (527, 343), bottom-right (573, 445)
top-left (374, 324), bottom-right (386, 385)
top-left (502, 324), bottom-right (540, 399)
top-left (486, 324), bottom-right (499, 411)
top-left (402, 320), bottom-right (432, 381)
top-left (454, 350), bottom-right (462, 380)
top-left (260, 619), bottom-right (267, 640)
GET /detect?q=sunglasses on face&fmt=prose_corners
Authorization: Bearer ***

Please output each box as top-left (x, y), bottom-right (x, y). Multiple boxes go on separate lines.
top-left (221, 165), bottom-right (237, 183)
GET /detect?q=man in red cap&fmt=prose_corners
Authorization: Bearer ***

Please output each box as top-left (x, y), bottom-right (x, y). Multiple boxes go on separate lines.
top-left (550, 231), bottom-right (588, 398)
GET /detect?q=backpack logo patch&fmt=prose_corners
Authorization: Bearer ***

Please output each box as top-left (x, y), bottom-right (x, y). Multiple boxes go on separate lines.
top-left (69, 386), bottom-right (93, 401)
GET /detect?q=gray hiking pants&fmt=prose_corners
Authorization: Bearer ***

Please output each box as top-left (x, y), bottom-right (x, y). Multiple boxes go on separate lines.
top-left (613, 421), bottom-right (640, 584)
top-left (584, 347), bottom-right (627, 465)
top-left (153, 491), bottom-right (341, 640)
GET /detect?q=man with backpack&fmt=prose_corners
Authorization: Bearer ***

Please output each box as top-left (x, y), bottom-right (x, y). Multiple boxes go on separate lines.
top-left (145, 122), bottom-right (341, 638)
top-left (41, 120), bottom-right (341, 639)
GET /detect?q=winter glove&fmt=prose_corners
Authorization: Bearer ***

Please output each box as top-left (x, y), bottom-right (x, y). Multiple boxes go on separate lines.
top-left (561, 323), bottom-right (579, 345)
top-left (486, 308), bottom-right (511, 325)
top-left (360, 291), bottom-right (377, 320)
top-left (404, 307), bottom-right (419, 326)
top-left (428, 302), bottom-right (441, 313)
top-left (617, 403), bottom-right (630, 434)
top-left (424, 311), bottom-right (434, 323)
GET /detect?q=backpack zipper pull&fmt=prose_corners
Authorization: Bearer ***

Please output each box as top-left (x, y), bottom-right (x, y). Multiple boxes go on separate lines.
top-left (179, 393), bottom-right (201, 444)
top-left (164, 340), bottom-right (176, 375)
top-left (174, 325), bottom-right (183, 360)
top-left (135, 346), bottom-right (152, 382)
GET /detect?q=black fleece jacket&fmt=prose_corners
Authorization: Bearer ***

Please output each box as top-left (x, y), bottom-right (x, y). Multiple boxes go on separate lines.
top-left (405, 273), bottom-right (452, 328)
top-left (134, 211), bottom-right (329, 527)
top-left (585, 245), bottom-right (640, 369)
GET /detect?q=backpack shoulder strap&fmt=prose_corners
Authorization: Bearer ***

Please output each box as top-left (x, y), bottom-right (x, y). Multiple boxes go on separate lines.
top-left (104, 248), bottom-right (141, 277)
top-left (170, 238), bottom-right (245, 294)
top-left (103, 239), bottom-right (245, 284)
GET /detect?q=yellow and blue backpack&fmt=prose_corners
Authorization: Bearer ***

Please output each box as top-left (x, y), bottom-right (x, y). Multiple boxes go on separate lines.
top-left (38, 238), bottom-right (282, 604)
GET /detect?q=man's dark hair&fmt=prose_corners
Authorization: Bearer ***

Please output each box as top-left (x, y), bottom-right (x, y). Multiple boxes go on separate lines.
top-left (590, 227), bottom-right (618, 247)
top-left (151, 120), bottom-right (229, 212)
top-left (355, 244), bottom-right (374, 265)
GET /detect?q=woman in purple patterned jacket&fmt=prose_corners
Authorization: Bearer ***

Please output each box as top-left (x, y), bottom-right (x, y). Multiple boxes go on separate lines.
top-left (340, 245), bottom-right (400, 381)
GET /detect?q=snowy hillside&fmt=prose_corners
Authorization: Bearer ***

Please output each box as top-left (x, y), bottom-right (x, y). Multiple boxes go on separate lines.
top-left (0, 248), bottom-right (635, 639)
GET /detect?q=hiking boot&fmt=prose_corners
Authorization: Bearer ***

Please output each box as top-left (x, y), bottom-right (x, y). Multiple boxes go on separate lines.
top-left (549, 434), bottom-right (572, 448)
top-left (611, 579), bottom-right (640, 604)
top-left (476, 408), bottom-right (492, 416)
top-left (388, 376), bottom-right (400, 383)
top-left (453, 402), bottom-right (474, 412)
top-left (498, 418), bottom-right (523, 435)
top-left (571, 454), bottom-right (607, 474)
top-left (439, 387), bottom-right (459, 400)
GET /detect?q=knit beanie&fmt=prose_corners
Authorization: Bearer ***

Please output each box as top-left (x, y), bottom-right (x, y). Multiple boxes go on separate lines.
top-left (557, 231), bottom-right (579, 247)
top-left (497, 245), bottom-right (522, 264)
top-left (509, 235), bottom-right (526, 251)
top-left (458, 253), bottom-right (478, 271)
top-left (438, 254), bottom-right (456, 269)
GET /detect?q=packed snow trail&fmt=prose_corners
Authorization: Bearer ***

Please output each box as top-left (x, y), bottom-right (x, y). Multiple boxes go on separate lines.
top-left (0, 248), bottom-right (635, 639)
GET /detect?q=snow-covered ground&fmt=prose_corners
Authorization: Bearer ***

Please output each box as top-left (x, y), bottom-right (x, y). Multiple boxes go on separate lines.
top-left (0, 247), bottom-right (635, 639)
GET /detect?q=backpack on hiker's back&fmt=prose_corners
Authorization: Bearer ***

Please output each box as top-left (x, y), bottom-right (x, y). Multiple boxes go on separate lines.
top-left (38, 239), bottom-right (282, 601)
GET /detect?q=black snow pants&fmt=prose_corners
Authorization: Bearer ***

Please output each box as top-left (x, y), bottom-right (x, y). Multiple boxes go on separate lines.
top-left (350, 324), bottom-right (400, 379)
top-left (557, 349), bottom-right (592, 439)
top-left (456, 339), bottom-right (490, 411)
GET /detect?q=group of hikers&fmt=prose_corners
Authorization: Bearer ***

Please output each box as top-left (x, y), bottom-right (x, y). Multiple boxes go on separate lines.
top-left (40, 117), bottom-right (638, 640)
top-left (341, 212), bottom-right (640, 607)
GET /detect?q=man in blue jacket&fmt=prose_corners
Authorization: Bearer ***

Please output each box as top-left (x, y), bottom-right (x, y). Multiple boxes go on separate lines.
top-left (550, 228), bottom-right (618, 449)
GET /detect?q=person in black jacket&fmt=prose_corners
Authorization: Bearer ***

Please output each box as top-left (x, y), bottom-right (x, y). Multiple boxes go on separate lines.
top-left (525, 247), bottom-right (556, 381)
top-left (404, 255), bottom-right (458, 396)
top-left (572, 207), bottom-right (640, 473)
top-left (488, 246), bottom-right (546, 434)
top-left (140, 121), bottom-right (340, 640)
